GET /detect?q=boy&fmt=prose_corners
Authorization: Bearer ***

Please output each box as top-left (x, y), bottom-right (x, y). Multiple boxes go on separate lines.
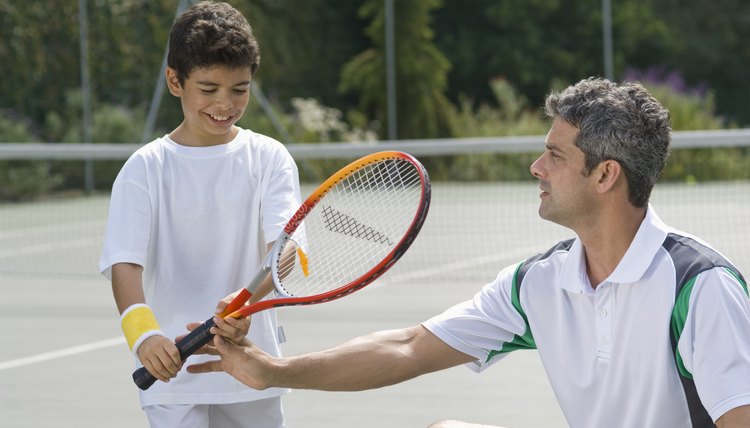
top-left (99, 2), bottom-right (300, 426)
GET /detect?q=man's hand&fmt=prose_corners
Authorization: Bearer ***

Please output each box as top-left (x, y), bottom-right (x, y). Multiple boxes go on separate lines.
top-left (186, 334), bottom-right (276, 390)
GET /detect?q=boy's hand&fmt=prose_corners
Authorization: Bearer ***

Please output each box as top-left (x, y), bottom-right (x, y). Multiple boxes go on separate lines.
top-left (212, 290), bottom-right (252, 343)
top-left (181, 314), bottom-right (251, 350)
top-left (136, 335), bottom-right (182, 382)
top-left (210, 315), bottom-right (251, 344)
top-left (215, 289), bottom-right (247, 315)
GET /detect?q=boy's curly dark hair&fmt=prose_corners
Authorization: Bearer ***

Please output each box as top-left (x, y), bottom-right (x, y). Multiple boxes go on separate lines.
top-left (167, 1), bottom-right (260, 85)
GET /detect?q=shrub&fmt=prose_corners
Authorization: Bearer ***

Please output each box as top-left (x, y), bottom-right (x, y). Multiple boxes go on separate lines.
top-left (0, 112), bottom-right (64, 201)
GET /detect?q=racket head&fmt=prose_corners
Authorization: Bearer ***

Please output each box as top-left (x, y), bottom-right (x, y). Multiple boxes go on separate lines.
top-left (267, 151), bottom-right (430, 305)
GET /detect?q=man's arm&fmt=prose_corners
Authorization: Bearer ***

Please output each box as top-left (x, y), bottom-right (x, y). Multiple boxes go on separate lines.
top-left (716, 405), bottom-right (750, 428)
top-left (187, 325), bottom-right (475, 391)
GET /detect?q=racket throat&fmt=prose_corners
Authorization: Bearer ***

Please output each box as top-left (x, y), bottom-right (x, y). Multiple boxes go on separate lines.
top-left (218, 288), bottom-right (253, 318)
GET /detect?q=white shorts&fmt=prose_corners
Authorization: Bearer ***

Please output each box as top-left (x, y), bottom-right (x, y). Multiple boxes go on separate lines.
top-left (144, 397), bottom-right (284, 428)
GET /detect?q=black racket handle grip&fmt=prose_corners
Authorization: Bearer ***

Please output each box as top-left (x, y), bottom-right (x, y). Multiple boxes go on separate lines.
top-left (132, 317), bottom-right (217, 390)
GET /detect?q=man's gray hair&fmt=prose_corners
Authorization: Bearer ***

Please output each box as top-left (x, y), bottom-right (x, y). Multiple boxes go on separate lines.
top-left (544, 77), bottom-right (671, 207)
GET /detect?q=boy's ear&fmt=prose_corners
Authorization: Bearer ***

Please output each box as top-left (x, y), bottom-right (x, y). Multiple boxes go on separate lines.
top-left (165, 67), bottom-right (182, 96)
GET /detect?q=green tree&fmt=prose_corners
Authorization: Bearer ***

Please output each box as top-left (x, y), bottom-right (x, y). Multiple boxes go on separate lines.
top-left (433, 0), bottom-right (671, 111)
top-left (644, 0), bottom-right (750, 125)
top-left (3, 0), bottom-right (750, 150)
top-left (0, 1), bottom-right (80, 132)
top-left (339, 0), bottom-right (456, 139)
top-left (231, 0), bottom-right (367, 112)
top-left (0, 0), bottom-right (176, 141)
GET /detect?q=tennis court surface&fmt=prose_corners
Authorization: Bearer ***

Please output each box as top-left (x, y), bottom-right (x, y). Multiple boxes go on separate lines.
top-left (1, 180), bottom-right (748, 427)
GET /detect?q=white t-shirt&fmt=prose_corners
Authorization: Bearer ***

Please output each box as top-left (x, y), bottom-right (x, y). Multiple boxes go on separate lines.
top-left (100, 129), bottom-right (300, 406)
top-left (423, 207), bottom-right (750, 427)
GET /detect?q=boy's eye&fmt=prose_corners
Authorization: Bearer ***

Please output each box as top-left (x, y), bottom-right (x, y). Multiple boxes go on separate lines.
top-left (233, 88), bottom-right (249, 94)
top-left (200, 88), bottom-right (217, 94)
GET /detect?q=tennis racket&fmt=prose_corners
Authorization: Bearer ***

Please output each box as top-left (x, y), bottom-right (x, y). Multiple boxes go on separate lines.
top-left (133, 150), bottom-right (431, 390)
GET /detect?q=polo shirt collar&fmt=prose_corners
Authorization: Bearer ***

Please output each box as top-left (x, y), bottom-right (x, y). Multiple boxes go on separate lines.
top-left (558, 205), bottom-right (670, 293)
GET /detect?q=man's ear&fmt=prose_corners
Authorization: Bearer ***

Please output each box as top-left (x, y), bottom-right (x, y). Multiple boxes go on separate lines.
top-left (595, 159), bottom-right (623, 194)
top-left (165, 67), bottom-right (182, 97)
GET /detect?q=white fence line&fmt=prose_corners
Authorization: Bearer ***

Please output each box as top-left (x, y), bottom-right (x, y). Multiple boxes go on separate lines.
top-left (1, 128), bottom-right (749, 160)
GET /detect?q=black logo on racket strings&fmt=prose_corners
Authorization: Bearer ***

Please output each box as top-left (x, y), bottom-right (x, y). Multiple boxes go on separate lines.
top-left (321, 205), bottom-right (393, 245)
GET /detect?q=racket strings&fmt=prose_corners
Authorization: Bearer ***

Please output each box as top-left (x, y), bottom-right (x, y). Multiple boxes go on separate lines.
top-left (325, 158), bottom-right (420, 264)
top-left (276, 157), bottom-right (424, 297)
top-left (320, 205), bottom-right (395, 245)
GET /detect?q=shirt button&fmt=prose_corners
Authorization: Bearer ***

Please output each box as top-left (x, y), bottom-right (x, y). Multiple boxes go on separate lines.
top-left (600, 310), bottom-right (608, 318)
top-left (601, 337), bottom-right (609, 345)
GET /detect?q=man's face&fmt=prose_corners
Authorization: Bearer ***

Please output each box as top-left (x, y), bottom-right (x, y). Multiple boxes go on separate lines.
top-left (529, 118), bottom-right (599, 229)
top-left (166, 65), bottom-right (252, 146)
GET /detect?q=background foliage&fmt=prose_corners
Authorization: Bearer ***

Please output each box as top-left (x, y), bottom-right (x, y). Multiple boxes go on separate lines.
top-left (1, 0), bottom-right (748, 198)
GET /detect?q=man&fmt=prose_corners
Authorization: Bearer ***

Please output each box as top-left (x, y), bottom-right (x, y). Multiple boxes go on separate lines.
top-left (187, 78), bottom-right (750, 427)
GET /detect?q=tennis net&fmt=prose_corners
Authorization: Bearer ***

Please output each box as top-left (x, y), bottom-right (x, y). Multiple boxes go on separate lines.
top-left (1, 130), bottom-right (749, 284)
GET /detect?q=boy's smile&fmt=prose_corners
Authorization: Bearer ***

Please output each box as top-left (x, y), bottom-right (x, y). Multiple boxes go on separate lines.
top-left (166, 65), bottom-right (252, 147)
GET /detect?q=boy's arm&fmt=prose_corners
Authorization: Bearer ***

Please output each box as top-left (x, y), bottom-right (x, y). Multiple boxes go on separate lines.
top-left (188, 325), bottom-right (475, 391)
top-left (112, 262), bottom-right (182, 382)
top-left (111, 262), bottom-right (146, 313)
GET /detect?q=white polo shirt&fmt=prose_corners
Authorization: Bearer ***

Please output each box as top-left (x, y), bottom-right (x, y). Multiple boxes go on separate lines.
top-left (423, 207), bottom-right (750, 427)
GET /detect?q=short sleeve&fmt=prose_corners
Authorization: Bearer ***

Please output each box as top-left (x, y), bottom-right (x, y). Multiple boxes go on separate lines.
top-left (679, 267), bottom-right (750, 421)
top-left (422, 263), bottom-right (530, 372)
top-left (98, 158), bottom-right (152, 280)
top-left (259, 142), bottom-right (300, 243)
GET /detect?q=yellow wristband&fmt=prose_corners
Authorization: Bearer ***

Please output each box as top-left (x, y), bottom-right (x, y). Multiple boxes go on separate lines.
top-left (120, 304), bottom-right (163, 352)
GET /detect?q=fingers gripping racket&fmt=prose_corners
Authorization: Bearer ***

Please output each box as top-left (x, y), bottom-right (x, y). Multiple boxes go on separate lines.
top-left (133, 151), bottom-right (431, 389)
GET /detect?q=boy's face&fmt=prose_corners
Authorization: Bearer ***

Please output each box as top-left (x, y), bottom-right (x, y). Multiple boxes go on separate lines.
top-left (166, 65), bottom-right (252, 146)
